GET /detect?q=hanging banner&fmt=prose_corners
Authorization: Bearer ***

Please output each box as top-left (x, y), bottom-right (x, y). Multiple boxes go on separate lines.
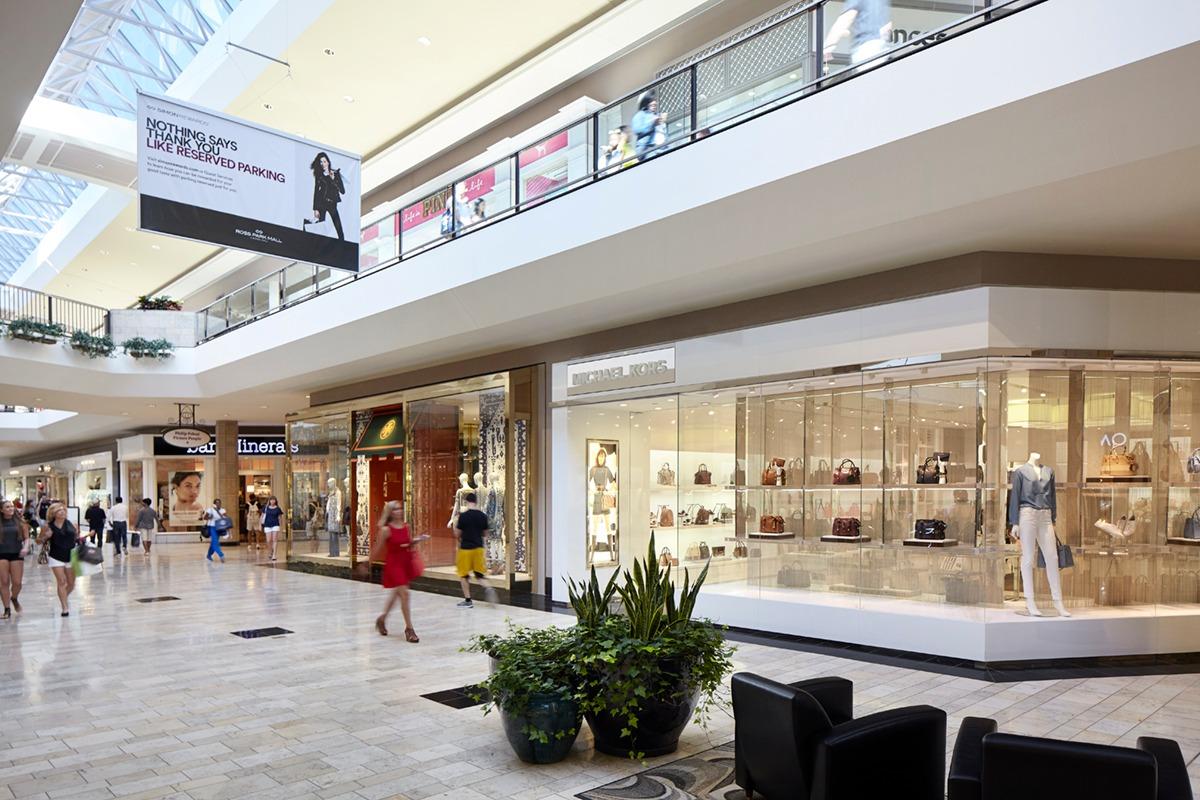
top-left (137, 92), bottom-right (361, 271)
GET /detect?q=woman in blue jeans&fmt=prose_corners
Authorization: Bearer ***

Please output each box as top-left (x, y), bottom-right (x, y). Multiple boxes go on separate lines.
top-left (203, 499), bottom-right (227, 563)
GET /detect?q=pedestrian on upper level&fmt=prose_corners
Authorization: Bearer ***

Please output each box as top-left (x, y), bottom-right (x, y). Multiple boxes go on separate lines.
top-left (109, 496), bottom-right (128, 558)
top-left (632, 92), bottom-right (667, 160)
top-left (824, 0), bottom-right (893, 68)
top-left (84, 499), bottom-right (106, 547)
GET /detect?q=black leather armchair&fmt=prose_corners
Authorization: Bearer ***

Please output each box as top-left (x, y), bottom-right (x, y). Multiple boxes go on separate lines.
top-left (948, 716), bottom-right (1194, 800)
top-left (731, 672), bottom-right (946, 800)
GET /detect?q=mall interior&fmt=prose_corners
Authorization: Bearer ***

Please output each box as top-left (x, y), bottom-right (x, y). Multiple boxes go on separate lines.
top-left (2, 0), bottom-right (1200, 797)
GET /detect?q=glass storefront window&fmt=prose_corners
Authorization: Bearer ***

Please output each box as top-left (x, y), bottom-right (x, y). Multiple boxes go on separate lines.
top-left (455, 160), bottom-right (514, 231)
top-left (401, 186), bottom-right (453, 255)
top-left (286, 415), bottom-right (351, 564)
top-left (518, 122), bottom-right (591, 205)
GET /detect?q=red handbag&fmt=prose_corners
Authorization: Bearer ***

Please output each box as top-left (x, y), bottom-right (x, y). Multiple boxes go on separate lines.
top-left (832, 517), bottom-right (861, 537)
top-left (832, 459), bottom-right (861, 485)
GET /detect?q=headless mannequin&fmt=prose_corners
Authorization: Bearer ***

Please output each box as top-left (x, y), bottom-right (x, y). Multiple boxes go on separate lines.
top-left (326, 478), bottom-right (343, 557)
top-left (1010, 453), bottom-right (1070, 617)
top-left (447, 473), bottom-right (473, 528)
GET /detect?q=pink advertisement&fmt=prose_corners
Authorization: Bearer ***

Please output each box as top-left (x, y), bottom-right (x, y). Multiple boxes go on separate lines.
top-left (518, 131), bottom-right (569, 168)
top-left (459, 167), bottom-right (496, 201)
top-left (401, 188), bottom-right (451, 232)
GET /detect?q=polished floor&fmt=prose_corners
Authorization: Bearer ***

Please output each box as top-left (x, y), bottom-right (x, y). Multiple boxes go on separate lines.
top-left (1, 544), bottom-right (1199, 799)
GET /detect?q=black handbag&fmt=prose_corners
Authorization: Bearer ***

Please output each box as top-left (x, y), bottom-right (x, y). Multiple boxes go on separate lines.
top-left (1036, 537), bottom-right (1074, 569)
top-left (916, 457), bottom-right (940, 484)
top-left (914, 519), bottom-right (946, 540)
top-left (131, 531), bottom-right (141, 548)
top-left (77, 542), bottom-right (104, 565)
top-left (694, 464), bottom-right (712, 485)
top-left (698, 541), bottom-right (711, 559)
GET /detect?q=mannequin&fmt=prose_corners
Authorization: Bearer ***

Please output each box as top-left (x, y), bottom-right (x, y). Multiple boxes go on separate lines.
top-left (326, 478), bottom-right (343, 557)
top-left (447, 473), bottom-right (473, 529)
top-left (1008, 453), bottom-right (1070, 617)
top-left (480, 471), bottom-right (505, 573)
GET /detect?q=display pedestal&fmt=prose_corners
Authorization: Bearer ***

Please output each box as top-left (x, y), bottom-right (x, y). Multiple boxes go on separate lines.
top-left (749, 531), bottom-right (796, 540)
top-left (820, 535), bottom-right (870, 543)
top-left (1166, 537), bottom-right (1200, 547)
top-left (902, 537), bottom-right (959, 547)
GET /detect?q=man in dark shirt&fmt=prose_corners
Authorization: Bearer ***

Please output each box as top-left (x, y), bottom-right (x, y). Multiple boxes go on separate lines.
top-left (454, 493), bottom-right (491, 607)
top-left (84, 500), bottom-right (106, 545)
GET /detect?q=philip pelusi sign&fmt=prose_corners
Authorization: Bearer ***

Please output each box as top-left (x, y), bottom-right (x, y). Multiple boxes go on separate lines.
top-left (137, 92), bottom-right (361, 271)
top-left (567, 347), bottom-right (676, 396)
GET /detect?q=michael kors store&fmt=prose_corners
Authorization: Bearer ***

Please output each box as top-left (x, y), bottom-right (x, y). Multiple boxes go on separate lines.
top-left (550, 285), bottom-right (1200, 663)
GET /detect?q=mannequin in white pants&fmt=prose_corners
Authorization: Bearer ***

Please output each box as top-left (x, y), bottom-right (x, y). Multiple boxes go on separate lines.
top-left (1009, 453), bottom-right (1071, 618)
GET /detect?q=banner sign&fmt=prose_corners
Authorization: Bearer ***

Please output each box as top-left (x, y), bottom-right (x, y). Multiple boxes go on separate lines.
top-left (154, 434), bottom-right (300, 457)
top-left (567, 347), bottom-right (676, 396)
top-left (137, 92), bottom-right (361, 271)
top-left (401, 187), bottom-right (451, 232)
top-left (519, 131), bottom-right (569, 168)
top-left (459, 166), bottom-right (496, 202)
top-left (162, 427), bottom-right (211, 448)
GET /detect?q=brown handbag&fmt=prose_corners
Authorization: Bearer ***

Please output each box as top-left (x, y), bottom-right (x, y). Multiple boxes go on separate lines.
top-left (761, 458), bottom-right (786, 486)
top-left (693, 507), bottom-right (712, 525)
top-left (658, 507), bottom-right (674, 528)
top-left (658, 547), bottom-right (676, 567)
top-left (832, 517), bottom-right (861, 537)
top-left (733, 540), bottom-right (748, 558)
top-left (1100, 445), bottom-right (1138, 477)
top-left (694, 463), bottom-right (712, 485)
top-left (759, 514), bottom-right (785, 534)
top-left (832, 459), bottom-right (861, 485)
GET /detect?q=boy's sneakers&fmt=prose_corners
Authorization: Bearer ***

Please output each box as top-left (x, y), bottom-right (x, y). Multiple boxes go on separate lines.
top-left (457, 598), bottom-right (474, 608)
top-left (483, 586), bottom-right (499, 604)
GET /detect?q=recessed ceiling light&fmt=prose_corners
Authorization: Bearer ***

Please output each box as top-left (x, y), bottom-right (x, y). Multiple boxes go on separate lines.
top-left (342, 95), bottom-right (354, 103)
top-left (417, 35), bottom-right (432, 46)
top-left (99, 249), bottom-right (108, 255)
top-left (124, 226), bottom-right (133, 232)
top-left (121, 412), bottom-right (129, 416)
top-left (147, 404), bottom-right (156, 408)
top-left (263, 103), bottom-right (272, 111)
top-left (260, 405), bottom-right (268, 409)
top-left (323, 47), bottom-right (335, 55)
top-left (150, 244), bottom-right (160, 250)
top-left (34, 398), bottom-right (42, 402)
top-left (129, 261), bottom-right (137, 266)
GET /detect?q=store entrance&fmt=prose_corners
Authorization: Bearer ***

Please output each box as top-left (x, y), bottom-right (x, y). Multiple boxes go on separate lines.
top-left (366, 455), bottom-right (404, 555)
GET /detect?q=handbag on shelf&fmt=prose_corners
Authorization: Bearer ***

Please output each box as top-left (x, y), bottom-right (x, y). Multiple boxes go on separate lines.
top-left (1131, 441), bottom-right (1152, 476)
top-left (1183, 508), bottom-right (1200, 540)
top-left (658, 547), bottom-right (677, 567)
top-left (778, 564), bottom-right (811, 588)
top-left (761, 458), bottom-right (787, 486)
top-left (916, 456), bottom-right (940, 484)
top-left (699, 542), bottom-right (711, 560)
top-left (759, 514), bottom-right (786, 534)
top-left (657, 506), bottom-right (675, 528)
top-left (685, 542), bottom-right (702, 560)
top-left (657, 463), bottom-right (676, 486)
top-left (733, 541), bottom-right (748, 558)
top-left (914, 519), bottom-right (947, 541)
top-left (711, 545), bottom-right (725, 558)
top-left (832, 459), bottom-right (861, 485)
top-left (832, 517), bottom-right (861, 537)
top-left (693, 507), bottom-right (713, 525)
top-left (1036, 536), bottom-right (1074, 569)
top-left (813, 459), bottom-right (832, 484)
top-left (694, 464), bottom-right (712, 485)
top-left (1100, 445), bottom-right (1138, 477)
top-left (713, 503), bottom-right (734, 523)
top-left (1188, 448), bottom-right (1200, 475)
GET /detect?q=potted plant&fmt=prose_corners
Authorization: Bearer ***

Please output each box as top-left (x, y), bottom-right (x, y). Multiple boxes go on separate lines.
top-left (467, 624), bottom-right (583, 764)
top-left (69, 330), bottom-right (115, 359)
top-left (569, 535), bottom-right (735, 759)
top-left (6, 318), bottom-right (65, 344)
top-left (135, 294), bottom-right (183, 311)
top-left (121, 337), bottom-right (174, 359)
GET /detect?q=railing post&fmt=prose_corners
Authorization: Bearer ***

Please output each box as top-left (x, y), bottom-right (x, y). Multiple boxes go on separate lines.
top-left (814, 2), bottom-right (826, 80)
top-left (689, 65), bottom-right (699, 140)
top-left (513, 151), bottom-right (521, 211)
top-left (104, 312), bottom-right (111, 336)
top-left (46, 296), bottom-right (53, 326)
top-left (592, 111), bottom-right (601, 175)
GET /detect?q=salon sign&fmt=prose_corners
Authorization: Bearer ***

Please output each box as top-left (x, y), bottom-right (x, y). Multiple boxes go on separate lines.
top-left (567, 347), bottom-right (676, 396)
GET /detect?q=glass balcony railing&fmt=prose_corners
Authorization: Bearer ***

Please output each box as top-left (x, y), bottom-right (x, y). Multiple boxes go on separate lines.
top-left (197, 0), bottom-right (1042, 343)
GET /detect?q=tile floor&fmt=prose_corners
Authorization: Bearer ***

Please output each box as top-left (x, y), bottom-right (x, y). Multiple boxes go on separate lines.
top-left (1, 544), bottom-right (1199, 799)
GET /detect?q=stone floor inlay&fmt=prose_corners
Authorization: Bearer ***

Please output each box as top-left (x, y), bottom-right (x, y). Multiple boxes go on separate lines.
top-left (1, 543), bottom-right (1199, 799)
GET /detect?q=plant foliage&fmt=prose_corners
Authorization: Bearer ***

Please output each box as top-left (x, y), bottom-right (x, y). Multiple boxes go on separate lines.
top-left (135, 294), bottom-right (183, 311)
top-left (566, 565), bottom-right (618, 627)
top-left (6, 318), bottom-right (65, 342)
top-left (121, 337), bottom-right (174, 359)
top-left (69, 330), bottom-right (115, 359)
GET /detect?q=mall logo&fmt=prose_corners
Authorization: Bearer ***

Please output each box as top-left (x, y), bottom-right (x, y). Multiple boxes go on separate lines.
top-left (567, 347), bottom-right (676, 396)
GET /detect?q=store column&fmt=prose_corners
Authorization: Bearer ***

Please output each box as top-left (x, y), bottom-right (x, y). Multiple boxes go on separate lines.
top-left (215, 421), bottom-right (240, 542)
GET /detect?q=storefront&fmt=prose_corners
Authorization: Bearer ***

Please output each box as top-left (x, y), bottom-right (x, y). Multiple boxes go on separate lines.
top-left (8, 454), bottom-right (110, 510)
top-left (285, 368), bottom-right (540, 591)
top-left (550, 286), bottom-right (1200, 663)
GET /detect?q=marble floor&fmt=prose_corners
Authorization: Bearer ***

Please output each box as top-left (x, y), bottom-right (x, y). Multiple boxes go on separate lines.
top-left (1, 543), bottom-right (1199, 799)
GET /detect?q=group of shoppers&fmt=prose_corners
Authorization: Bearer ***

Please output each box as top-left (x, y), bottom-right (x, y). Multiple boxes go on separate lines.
top-left (83, 497), bottom-right (160, 557)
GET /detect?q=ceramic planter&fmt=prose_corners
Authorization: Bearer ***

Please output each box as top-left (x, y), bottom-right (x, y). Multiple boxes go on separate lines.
top-left (499, 692), bottom-right (582, 764)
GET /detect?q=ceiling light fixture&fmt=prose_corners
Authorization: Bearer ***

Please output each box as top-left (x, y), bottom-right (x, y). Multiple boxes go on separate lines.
top-left (150, 244), bottom-right (160, 250)
top-left (343, 95), bottom-right (354, 103)
top-left (417, 35), bottom-right (432, 46)
top-left (323, 47), bottom-right (335, 55)
top-left (263, 103), bottom-right (272, 111)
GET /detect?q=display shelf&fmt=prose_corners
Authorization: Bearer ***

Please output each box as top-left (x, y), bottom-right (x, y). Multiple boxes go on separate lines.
top-left (1085, 477), bottom-right (1153, 484)
top-left (820, 535), bottom-right (871, 543)
top-left (738, 485), bottom-right (806, 492)
top-left (1166, 537), bottom-right (1200, 547)
top-left (881, 483), bottom-right (978, 490)
top-left (654, 484), bottom-right (737, 491)
top-left (748, 531), bottom-right (798, 540)
top-left (903, 537), bottom-right (961, 547)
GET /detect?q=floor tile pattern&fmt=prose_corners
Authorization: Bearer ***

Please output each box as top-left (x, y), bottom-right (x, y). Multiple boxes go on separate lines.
top-left (1, 544), bottom-right (1199, 799)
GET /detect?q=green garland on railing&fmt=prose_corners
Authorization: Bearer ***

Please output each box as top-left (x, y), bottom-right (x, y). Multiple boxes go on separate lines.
top-left (6, 318), bottom-right (65, 343)
top-left (121, 337), bottom-right (174, 359)
top-left (69, 330), bottom-right (116, 359)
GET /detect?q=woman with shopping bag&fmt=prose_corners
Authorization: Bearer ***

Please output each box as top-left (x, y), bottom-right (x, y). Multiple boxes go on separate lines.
top-left (371, 500), bottom-right (428, 643)
top-left (37, 503), bottom-right (82, 617)
top-left (203, 500), bottom-right (229, 563)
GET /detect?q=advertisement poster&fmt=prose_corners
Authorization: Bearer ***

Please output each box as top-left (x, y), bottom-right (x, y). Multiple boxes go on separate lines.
top-left (156, 459), bottom-right (209, 528)
top-left (587, 439), bottom-right (619, 566)
top-left (137, 92), bottom-right (361, 271)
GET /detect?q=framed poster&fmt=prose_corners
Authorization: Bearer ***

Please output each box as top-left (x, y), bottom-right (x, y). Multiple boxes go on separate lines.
top-left (586, 439), bottom-right (619, 566)
top-left (156, 459), bottom-right (208, 527)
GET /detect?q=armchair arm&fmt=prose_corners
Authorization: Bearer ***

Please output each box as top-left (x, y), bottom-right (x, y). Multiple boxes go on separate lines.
top-left (1137, 737), bottom-right (1194, 800)
top-left (789, 677), bottom-right (854, 726)
top-left (947, 717), bottom-right (998, 800)
top-left (811, 705), bottom-right (946, 800)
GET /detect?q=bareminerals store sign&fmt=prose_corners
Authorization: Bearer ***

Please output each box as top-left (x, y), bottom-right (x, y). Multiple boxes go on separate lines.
top-left (567, 347), bottom-right (676, 396)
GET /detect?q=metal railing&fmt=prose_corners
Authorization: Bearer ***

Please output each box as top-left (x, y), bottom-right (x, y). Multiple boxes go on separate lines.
top-left (197, 0), bottom-right (1042, 343)
top-left (0, 283), bottom-right (109, 336)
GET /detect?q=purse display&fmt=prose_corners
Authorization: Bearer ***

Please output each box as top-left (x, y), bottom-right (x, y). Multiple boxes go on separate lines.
top-left (732, 541), bottom-right (748, 558)
top-left (1189, 449), bottom-right (1200, 474)
top-left (913, 519), bottom-right (947, 540)
top-left (1036, 536), bottom-right (1074, 569)
top-left (693, 506), bottom-right (712, 525)
top-left (832, 459), bottom-right (861, 485)
top-left (761, 458), bottom-right (786, 486)
top-left (657, 463), bottom-right (676, 486)
top-left (759, 514), bottom-right (786, 534)
top-left (777, 564), bottom-right (811, 588)
top-left (916, 456), bottom-right (940, 484)
top-left (694, 463), bottom-right (712, 485)
top-left (713, 503), bottom-right (734, 523)
top-left (1184, 508), bottom-right (1200, 540)
top-left (813, 459), bottom-right (832, 484)
top-left (658, 547), bottom-right (678, 567)
top-left (711, 545), bottom-right (725, 558)
top-left (699, 541), bottom-right (711, 560)
top-left (832, 517), bottom-right (861, 537)
top-left (657, 506), bottom-right (675, 528)
top-left (1100, 445), bottom-right (1138, 477)
top-left (685, 542), bottom-right (702, 560)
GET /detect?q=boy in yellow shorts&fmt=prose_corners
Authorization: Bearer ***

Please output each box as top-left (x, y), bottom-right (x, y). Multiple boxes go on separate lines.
top-left (454, 493), bottom-right (491, 607)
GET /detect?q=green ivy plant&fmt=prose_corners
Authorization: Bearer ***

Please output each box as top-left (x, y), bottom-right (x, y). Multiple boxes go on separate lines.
top-left (6, 318), bottom-right (65, 343)
top-left (466, 624), bottom-right (581, 744)
top-left (135, 294), bottom-right (183, 311)
top-left (69, 330), bottom-right (115, 359)
top-left (121, 337), bottom-right (174, 359)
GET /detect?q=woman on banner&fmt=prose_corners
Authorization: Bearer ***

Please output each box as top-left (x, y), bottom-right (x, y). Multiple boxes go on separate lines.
top-left (303, 151), bottom-right (346, 240)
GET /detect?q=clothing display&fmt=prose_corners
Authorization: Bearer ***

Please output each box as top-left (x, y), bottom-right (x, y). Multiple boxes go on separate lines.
top-left (1007, 464), bottom-right (1057, 527)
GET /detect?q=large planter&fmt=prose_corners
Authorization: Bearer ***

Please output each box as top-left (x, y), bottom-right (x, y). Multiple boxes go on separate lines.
top-left (10, 332), bottom-right (58, 344)
top-left (499, 692), bottom-right (582, 764)
top-left (585, 673), bottom-right (698, 757)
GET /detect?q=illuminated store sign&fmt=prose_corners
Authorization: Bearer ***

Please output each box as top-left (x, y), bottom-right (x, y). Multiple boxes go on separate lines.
top-left (567, 347), bottom-right (676, 396)
top-left (154, 434), bottom-right (297, 456)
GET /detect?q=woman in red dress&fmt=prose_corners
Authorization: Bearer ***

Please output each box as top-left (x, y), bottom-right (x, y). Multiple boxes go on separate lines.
top-left (372, 500), bottom-right (428, 642)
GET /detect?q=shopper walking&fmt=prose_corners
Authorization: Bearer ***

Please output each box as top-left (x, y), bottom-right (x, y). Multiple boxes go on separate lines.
top-left (631, 93), bottom-right (667, 160)
top-left (371, 500), bottom-right (428, 642)
top-left (823, 0), bottom-right (892, 67)
top-left (0, 500), bottom-right (29, 618)
top-left (38, 503), bottom-right (81, 617)
top-left (109, 496), bottom-right (128, 557)
top-left (246, 497), bottom-right (262, 551)
top-left (84, 499), bottom-right (106, 546)
top-left (203, 499), bottom-right (228, 563)
top-left (454, 493), bottom-right (496, 607)
top-left (134, 498), bottom-right (159, 556)
top-left (262, 497), bottom-right (283, 562)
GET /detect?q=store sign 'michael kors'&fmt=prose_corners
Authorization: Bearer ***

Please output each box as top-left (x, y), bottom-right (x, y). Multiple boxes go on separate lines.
top-left (567, 347), bottom-right (676, 396)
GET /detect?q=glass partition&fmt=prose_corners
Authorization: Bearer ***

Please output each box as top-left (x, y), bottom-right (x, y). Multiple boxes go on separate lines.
top-left (286, 414), bottom-right (351, 566)
top-left (401, 187), bottom-right (453, 255)
top-left (455, 158), bottom-right (515, 231)
top-left (519, 122), bottom-right (592, 205)
top-left (360, 213), bottom-right (399, 272)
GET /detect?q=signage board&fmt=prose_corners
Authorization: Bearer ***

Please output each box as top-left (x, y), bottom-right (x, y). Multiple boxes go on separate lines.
top-left (161, 427), bottom-right (211, 448)
top-left (153, 434), bottom-right (299, 457)
top-left (567, 347), bottom-right (676, 396)
top-left (137, 92), bottom-right (361, 271)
